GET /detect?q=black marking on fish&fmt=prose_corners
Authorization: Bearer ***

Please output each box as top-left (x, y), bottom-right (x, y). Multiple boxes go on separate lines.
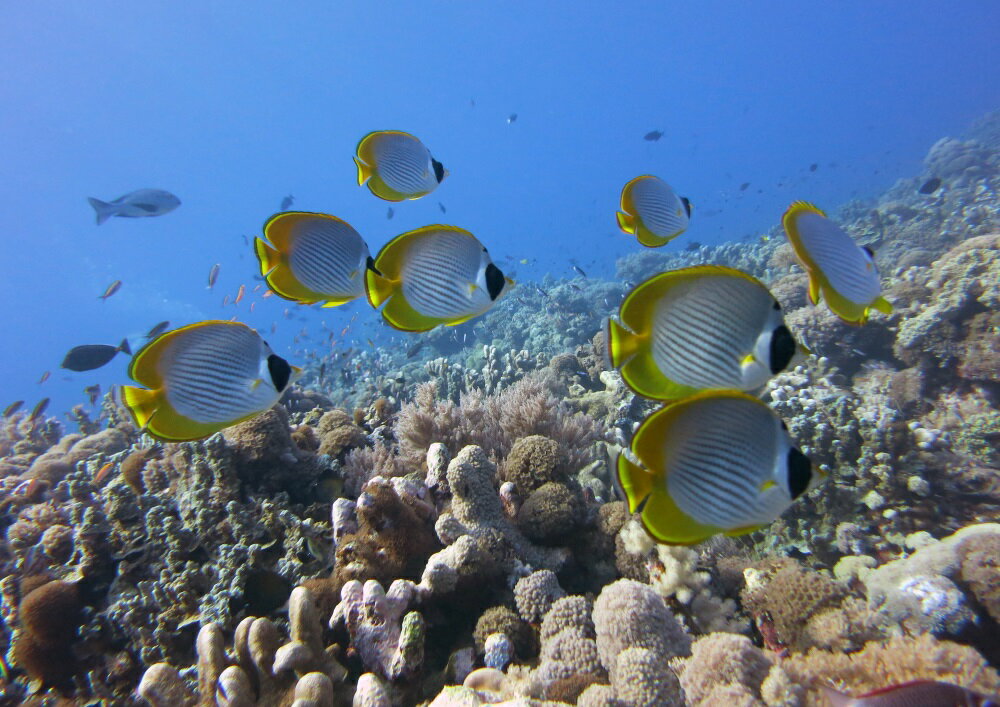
top-left (432, 159), bottom-right (446, 183)
top-left (769, 325), bottom-right (796, 375)
top-left (485, 264), bottom-right (505, 300)
top-left (267, 354), bottom-right (292, 392)
top-left (787, 448), bottom-right (812, 499)
top-left (918, 177), bottom-right (942, 195)
top-left (681, 197), bottom-right (692, 217)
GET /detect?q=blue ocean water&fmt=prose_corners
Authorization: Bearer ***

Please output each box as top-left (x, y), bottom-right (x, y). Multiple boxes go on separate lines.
top-left (1, 1), bottom-right (998, 419)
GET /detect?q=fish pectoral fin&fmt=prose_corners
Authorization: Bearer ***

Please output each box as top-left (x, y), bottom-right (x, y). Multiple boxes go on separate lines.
top-left (616, 210), bottom-right (636, 234)
top-left (467, 283), bottom-right (479, 297)
top-left (759, 479), bottom-right (778, 492)
top-left (741, 353), bottom-right (757, 367)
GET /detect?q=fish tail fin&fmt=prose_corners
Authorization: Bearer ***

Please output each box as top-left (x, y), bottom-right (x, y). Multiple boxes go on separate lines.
top-left (354, 156), bottom-right (372, 186)
top-left (617, 449), bottom-right (654, 514)
top-left (607, 318), bottom-right (640, 368)
top-left (88, 197), bottom-right (114, 225)
top-left (118, 338), bottom-right (132, 356)
top-left (254, 238), bottom-right (281, 276)
top-left (364, 257), bottom-right (394, 308)
top-left (616, 210), bottom-right (635, 234)
top-left (872, 296), bottom-right (893, 315)
top-left (121, 386), bottom-right (158, 431)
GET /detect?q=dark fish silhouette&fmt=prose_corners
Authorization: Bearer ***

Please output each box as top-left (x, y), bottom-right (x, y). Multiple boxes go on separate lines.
top-left (739, 182), bottom-right (750, 191)
top-left (387, 207), bottom-right (394, 220)
top-left (438, 202), bottom-right (447, 214)
top-left (507, 113), bottom-right (518, 124)
top-left (29, 398), bottom-right (50, 421)
top-left (3, 401), bottom-right (23, 417)
top-left (61, 339), bottom-right (131, 372)
top-left (88, 189), bottom-right (180, 225)
top-left (572, 264), bottom-right (587, 278)
top-left (280, 194), bottom-right (294, 210)
top-left (918, 177), bottom-right (942, 195)
top-left (145, 321), bottom-right (170, 339)
top-left (809, 163), bottom-right (818, 172)
top-left (38, 371), bottom-right (50, 384)
top-left (644, 130), bottom-right (663, 141)
top-left (84, 384), bottom-right (101, 406)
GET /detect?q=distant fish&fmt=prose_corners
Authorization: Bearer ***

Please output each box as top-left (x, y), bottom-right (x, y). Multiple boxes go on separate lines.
top-left (280, 194), bottom-right (295, 210)
top-left (254, 211), bottom-right (370, 308)
top-left (87, 189), bottom-right (180, 225)
top-left (617, 390), bottom-right (822, 545)
top-left (821, 680), bottom-right (997, 706)
top-left (572, 264), bottom-right (587, 278)
top-left (208, 263), bottom-right (220, 289)
top-left (354, 130), bottom-right (447, 202)
top-left (387, 207), bottom-right (394, 220)
top-left (99, 280), bottom-right (122, 300)
top-left (62, 339), bottom-right (131, 372)
top-left (406, 340), bottom-right (427, 359)
top-left (38, 371), bottom-right (50, 384)
top-left (643, 130), bottom-right (663, 141)
top-left (84, 384), bottom-right (101, 405)
top-left (739, 182), bottom-right (750, 191)
top-left (809, 163), bottom-right (818, 172)
top-left (234, 284), bottom-right (246, 305)
top-left (29, 398), bottom-right (50, 422)
top-left (145, 321), bottom-right (170, 339)
top-left (918, 177), bottom-right (942, 195)
top-left (616, 175), bottom-right (692, 247)
top-left (438, 202), bottom-right (447, 214)
top-left (263, 289), bottom-right (274, 298)
top-left (121, 320), bottom-right (303, 441)
top-left (365, 225), bottom-right (514, 332)
top-left (222, 295), bottom-right (230, 306)
top-left (3, 401), bottom-right (24, 417)
top-left (782, 201), bottom-right (892, 325)
top-left (507, 113), bottom-right (518, 124)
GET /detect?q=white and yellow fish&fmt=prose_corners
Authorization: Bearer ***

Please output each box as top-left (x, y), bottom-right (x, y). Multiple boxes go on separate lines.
top-left (618, 390), bottom-right (823, 545)
top-left (254, 212), bottom-right (371, 307)
top-left (354, 130), bottom-right (447, 201)
top-left (616, 175), bottom-right (692, 247)
top-left (608, 265), bottom-right (807, 400)
top-left (365, 225), bottom-right (513, 332)
top-left (782, 201), bottom-right (892, 325)
top-left (121, 321), bottom-right (302, 442)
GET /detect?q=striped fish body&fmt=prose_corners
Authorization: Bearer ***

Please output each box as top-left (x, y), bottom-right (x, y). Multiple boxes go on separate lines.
top-left (365, 225), bottom-right (512, 331)
top-left (782, 202), bottom-right (892, 324)
top-left (255, 212), bottom-right (370, 307)
top-left (121, 321), bottom-right (302, 441)
top-left (355, 131), bottom-right (445, 201)
top-left (617, 175), bottom-right (690, 247)
top-left (608, 266), bottom-right (800, 400)
top-left (618, 391), bottom-right (818, 545)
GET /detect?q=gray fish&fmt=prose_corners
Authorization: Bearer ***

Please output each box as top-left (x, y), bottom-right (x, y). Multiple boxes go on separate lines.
top-left (387, 207), bottom-right (394, 220)
top-left (29, 398), bottom-right (50, 421)
top-left (99, 280), bottom-right (122, 300)
top-left (572, 264), bottom-right (587, 278)
top-left (145, 321), bottom-right (170, 339)
top-left (507, 113), bottom-right (518, 124)
top-left (644, 130), bottom-right (663, 141)
top-left (208, 263), bottom-right (220, 289)
top-left (3, 400), bottom-right (23, 417)
top-left (918, 177), bottom-right (942, 195)
top-left (438, 202), bottom-right (447, 214)
top-left (87, 189), bottom-right (181, 225)
top-left (61, 338), bottom-right (131, 372)
top-left (280, 194), bottom-right (294, 210)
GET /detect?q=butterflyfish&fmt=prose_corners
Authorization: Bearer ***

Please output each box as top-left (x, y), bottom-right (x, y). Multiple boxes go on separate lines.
top-left (365, 225), bottom-right (513, 332)
top-left (120, 320), bottom-right (302, 442)
top-left (87, 189), bottom-right (180, 225)
top-left (354, 131), bottom-right (447, 202)
top-left (254, 211), bottom-right (371, 308)
top-left (617, 390), bottom-right (822, 545)
top-left (782, 201), bottom-right (892, 325)
top-left (607, 266), bottom-right (807, 400)
top-left (616, 175), bottom-right (692, 247)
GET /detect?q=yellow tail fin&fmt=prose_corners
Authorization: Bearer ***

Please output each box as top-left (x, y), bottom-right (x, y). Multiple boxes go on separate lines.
top-left (607, 318), bottom-right (640, 368)
top-left (364, 265), bottom-right (396, 309)
top-left (872, 296), bottom-right (893, 314)
top-left (121, 386), bottom-right (159, 430)
top-left (616, 210), bottom-right (635, 234)
top-left (354, 156), bottom-right (372, 186)
top-left (254, 238), bottom-right (281, 275)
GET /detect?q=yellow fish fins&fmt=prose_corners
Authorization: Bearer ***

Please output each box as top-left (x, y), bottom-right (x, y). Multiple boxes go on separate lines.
top-left (355, 130), bottom-right (447, 202)
top-left (608, 265), bottom-right (807, 401)
top-left (121, 321), bottom-right (302, 442)
top-left (254, 212), bottom-right (370, 307)
top-left (365, 225), bottom-right (513, 332)
top-left (782, 201), bottom-right (893, 325)
top-left (618, 390), bottom-right (823, 545)
top-left (617, 175), bottom-right (692, 248)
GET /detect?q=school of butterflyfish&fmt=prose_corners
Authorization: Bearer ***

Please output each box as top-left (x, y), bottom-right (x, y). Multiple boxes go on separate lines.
top-left (87, 127), bottom-right (892, 545)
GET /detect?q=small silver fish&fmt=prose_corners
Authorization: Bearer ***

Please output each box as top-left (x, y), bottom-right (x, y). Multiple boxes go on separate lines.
top-left (88, 189), bottom-right (180, 225)
top-left (208, 263), bottom-right (220, 289)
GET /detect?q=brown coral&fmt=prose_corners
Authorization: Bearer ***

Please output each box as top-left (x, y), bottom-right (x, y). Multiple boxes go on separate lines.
top-left (516, 482), bottom-right (581, 543)
top-left (13, 580), bottom-right (86, 691)
top-left (670, 633), bottom-right (772, 707)
top-left (959, 532), bottom-right (1000, 623)
top-left (316, 409), bottom-right (367, 457)
top-left (500, 435), bottom-right (567, 495)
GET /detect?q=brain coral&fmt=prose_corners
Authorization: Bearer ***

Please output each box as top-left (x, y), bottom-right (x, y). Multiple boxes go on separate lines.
top-left (500, 435), bottom-right (567, 495)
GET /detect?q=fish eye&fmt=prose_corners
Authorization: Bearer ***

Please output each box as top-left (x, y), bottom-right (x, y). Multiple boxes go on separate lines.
top-left (786, 448), bottom-right (812, 499)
